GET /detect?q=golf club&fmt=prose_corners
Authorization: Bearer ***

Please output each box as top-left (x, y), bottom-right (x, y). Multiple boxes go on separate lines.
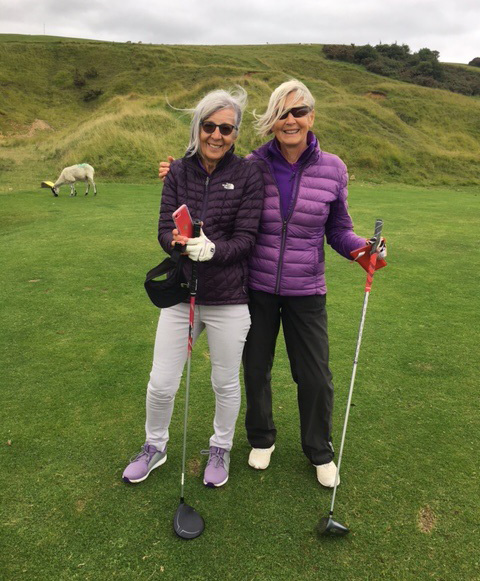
top-left (173, 219), bottom-right (205, 540)
top-left (318, 219), bottom-right (384, 537)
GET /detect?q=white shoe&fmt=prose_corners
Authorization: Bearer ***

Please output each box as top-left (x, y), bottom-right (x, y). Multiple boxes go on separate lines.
top-left (248, 445), bottom-right (275, 470)
top-left (315, 461), bottom-right (340, 488)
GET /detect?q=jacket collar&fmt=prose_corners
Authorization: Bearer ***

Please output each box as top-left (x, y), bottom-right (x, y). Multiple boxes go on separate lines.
top-left (253, 131), bottom-right (320, 166)
top-left (183, 146), bottom-right (236, 176)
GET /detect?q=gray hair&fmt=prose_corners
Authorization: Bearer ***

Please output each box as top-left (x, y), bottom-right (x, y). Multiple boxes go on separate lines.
top-left (175, 87), bottom-right (247, 157)
top-left (253, 79), bottom-right (315, 138)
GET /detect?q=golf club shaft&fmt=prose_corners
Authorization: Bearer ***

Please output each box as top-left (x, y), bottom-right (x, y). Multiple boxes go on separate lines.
top-left (179, 220), bottom-right (201, 502)
top-left (329, 289), bottom-right (370, 515)
top-left (329, 219), bottom-right (383, 516)
top-left (180, 305), bottom-right (194, 502)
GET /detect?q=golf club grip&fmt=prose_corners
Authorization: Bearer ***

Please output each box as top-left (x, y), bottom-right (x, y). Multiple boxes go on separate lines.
top-left (192, 219), bottom-right (202, 238)
top-left (189, 220), bottom-right (202, 294)
top-left (371, 219), bottom-right (383, 253)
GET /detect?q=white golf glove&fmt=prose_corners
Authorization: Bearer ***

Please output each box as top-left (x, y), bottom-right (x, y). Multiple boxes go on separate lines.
top-left (366, 236), bottom-right (387, 260)
top-left (186, 229), bottom-right (215, 262)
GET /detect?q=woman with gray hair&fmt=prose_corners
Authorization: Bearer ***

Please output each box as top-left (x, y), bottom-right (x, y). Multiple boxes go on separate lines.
top-left (123, 87), bottom-right (263, 488)
top-left (160, 79), bottom-right (386, 488)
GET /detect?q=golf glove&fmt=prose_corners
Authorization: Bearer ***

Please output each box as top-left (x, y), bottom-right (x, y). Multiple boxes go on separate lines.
top-left (186, 229), bottom-right (215, 262)
top-left (366, 236), bottom-right (387, 260)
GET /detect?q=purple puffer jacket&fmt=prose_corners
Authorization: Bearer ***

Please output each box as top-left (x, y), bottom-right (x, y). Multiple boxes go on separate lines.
top-left (247, 134), bottom-right (365, 296)
top-left (158, 150), bottom-right (264, 305)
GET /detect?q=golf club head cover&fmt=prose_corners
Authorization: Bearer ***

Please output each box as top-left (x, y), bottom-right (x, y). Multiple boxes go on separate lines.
top-left (350, 240), bottom-right (387, 272)
top-left (185, 228), bottom-right (215, 262)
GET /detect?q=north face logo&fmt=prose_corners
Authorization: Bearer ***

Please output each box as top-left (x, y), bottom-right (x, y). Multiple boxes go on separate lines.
top-left (222, 183), bottom-right (234, 190)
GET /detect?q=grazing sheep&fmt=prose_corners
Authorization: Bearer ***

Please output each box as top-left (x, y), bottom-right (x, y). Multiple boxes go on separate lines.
top-left (48, 163), bottom-right (97, 197)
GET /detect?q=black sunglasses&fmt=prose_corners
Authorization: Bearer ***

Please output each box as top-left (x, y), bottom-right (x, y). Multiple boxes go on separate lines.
top-left (279, 106), bottom-right (312, 120)
top-left (201, 121), bottom-right (238, 136)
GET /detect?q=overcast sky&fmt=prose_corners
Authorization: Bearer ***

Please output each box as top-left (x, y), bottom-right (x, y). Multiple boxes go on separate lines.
top-left (1, 0), bottom-right (479, 64)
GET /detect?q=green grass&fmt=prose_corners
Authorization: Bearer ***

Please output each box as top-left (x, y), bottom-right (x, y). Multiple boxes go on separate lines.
top-left (1, 183), bottom-right (479, 580)
top-left (0, 37), bottom-right (479, 189)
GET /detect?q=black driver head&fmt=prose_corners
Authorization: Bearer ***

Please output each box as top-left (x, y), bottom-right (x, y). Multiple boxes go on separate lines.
top-left (173, 501), bottom-right (205, 540)
top-left (317, 516), bottom-right (350, 536)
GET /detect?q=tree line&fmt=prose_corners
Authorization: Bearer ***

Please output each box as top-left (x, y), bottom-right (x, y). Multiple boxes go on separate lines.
top-left (323, 43), bottom-right (480, 96)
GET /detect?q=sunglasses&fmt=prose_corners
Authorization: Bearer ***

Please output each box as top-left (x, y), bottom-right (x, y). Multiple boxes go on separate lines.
top-left (201, 121), bottom-right (238, 136)
top-left (278, 106), bottom-right (312, 120)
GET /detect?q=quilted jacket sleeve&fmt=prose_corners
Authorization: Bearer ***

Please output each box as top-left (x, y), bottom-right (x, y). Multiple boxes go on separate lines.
top-left (325, 168), bottom-right (366, 259)
top-left (209, 162), bottom-right (264, 265)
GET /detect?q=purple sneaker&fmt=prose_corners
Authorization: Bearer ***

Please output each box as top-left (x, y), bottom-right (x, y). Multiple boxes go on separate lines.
top-left (202, 446), bottom-right (230, 488)
top-left (122, 444), bottom-right (167, 483)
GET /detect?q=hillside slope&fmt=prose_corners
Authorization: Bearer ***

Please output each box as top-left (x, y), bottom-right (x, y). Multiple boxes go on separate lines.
top-left (1, 36), bottom-right (479, 188)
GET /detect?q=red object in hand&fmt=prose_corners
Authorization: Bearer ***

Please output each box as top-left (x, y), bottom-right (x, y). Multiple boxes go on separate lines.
top-left (350, 244), bottom-right (387, 273)
top-left (172, 204), bottom-right (193, 239)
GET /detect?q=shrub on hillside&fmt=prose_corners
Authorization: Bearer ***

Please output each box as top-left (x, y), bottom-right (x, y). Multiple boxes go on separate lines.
top-left (365, 57), bottom-right (403, 76)
top-left (468, 57), bottom-right (480, 68)
top-left (354, 44), bottom-right (377, 64)
top-left (83, 89), bottom-right (103, 102)
top-left (73, 69), bottom-right (86, 88)
top-left (416, 48), bottom-right (440, 62)
top-left (375, 43), bottom-right (410, 61)
top-left (323, 44), bottom-right (356, 62)
top-left (323, 42), bottom-right (479, 96)
top-left (443, 64), bottom-right (480, 95)
top-left (411, 59), bottom-right (444, 81)
top-left (412, 75), bottom-right (441, 88)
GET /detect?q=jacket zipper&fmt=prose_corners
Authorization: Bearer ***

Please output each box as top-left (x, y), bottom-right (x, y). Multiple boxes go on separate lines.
top-left (260, 161), bottom-right (286, 294)
top-left (195, 175), bottom-right (210, 300)
top-left (274, 165), bottom-right (306, 294)
top-left (274, 219), bottom-right (288, 293)
top-left (201, 176), bottom-right (210, 221)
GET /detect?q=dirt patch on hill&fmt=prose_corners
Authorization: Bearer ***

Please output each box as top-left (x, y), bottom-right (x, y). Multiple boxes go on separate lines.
top-left (365, 91), bottom-right (387, 100)
top-left (1, 118), bottom-right (54, 138)
top-left (28, 119), bottom-right (54, 136)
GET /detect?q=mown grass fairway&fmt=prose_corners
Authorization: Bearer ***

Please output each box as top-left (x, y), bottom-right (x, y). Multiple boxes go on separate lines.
top-left (1, 183), bottom-right (479, 580)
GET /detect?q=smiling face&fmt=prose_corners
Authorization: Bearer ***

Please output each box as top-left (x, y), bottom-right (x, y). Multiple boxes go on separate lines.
top-left (272, 91), bottom-right (315, 155)
top-left (199, 107), bottom-right (238, 172)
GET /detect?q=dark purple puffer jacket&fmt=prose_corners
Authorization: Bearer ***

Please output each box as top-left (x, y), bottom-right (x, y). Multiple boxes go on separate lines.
top-left (247, 135), bottom-right (365, 296)
top-left (158, 150), bottom-right (264, 305)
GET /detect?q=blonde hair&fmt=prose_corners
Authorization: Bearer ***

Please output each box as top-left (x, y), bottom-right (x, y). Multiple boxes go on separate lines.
top-left (253, 79), bottom-right (315, 138)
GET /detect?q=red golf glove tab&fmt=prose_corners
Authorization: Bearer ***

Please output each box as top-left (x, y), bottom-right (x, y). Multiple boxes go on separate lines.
top-left (350, 241), bottom-right (387, 272)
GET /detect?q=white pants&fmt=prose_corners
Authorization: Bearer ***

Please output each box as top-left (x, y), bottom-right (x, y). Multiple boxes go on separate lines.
top-left (145, 303), bottom-right (251, 451)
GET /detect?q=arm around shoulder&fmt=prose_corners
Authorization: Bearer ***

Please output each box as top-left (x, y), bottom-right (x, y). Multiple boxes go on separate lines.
top-left (157, 162), bottom-right (180, 255)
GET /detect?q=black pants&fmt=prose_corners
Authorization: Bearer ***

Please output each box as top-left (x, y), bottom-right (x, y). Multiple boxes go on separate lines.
top-left (243, 290), bottom-right (334, 465)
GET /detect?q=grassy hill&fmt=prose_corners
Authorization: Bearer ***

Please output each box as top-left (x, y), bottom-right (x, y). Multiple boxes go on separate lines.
top-left (1, 35), bottom-right (480, 189)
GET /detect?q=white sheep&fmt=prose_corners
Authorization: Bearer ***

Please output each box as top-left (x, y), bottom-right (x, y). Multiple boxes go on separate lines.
top-left (44, 163), bottom-right (97, 197)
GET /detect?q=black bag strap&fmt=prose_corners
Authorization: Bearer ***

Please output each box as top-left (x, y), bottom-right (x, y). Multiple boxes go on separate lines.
top-left (145, 244), bottom-right (184, 283)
